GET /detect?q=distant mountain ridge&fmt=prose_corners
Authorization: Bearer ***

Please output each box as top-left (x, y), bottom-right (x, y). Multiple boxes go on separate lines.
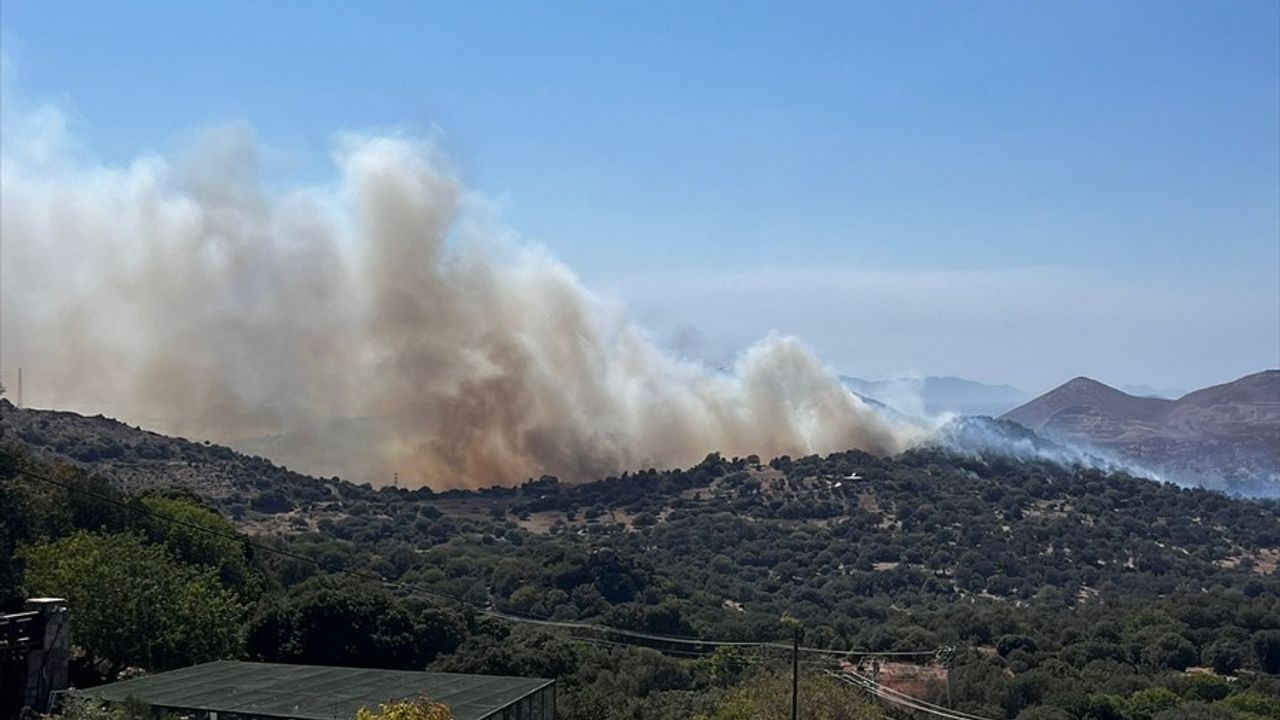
top-left (4, 371), bottom-right (1277, 506)
top-left (1120, 383), bottom-right (1186, 400)
top-left (1002, 370), bottom-right (1280, 495)
top-left (841, 375), bottom-right (1030, 418)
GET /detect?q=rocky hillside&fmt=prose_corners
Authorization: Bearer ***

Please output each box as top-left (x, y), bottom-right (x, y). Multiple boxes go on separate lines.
top-left (0, 399), bottom-right (369, 517)
top-left (1002, 370), bottom-right (1280, 495)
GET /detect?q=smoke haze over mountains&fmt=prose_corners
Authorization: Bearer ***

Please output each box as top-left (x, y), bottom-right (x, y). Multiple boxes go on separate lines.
top-left (2, 102), bottom-right (922, 487)
top-left (3, 71), bottom-right (1275, 493)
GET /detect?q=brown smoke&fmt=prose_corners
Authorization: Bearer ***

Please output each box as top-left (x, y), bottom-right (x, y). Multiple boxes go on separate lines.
top-left (2, 119), bottom-right (919, 488)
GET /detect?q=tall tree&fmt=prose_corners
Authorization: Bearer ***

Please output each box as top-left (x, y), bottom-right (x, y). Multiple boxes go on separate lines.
top-left (18, 532), bottom-right (244, 674)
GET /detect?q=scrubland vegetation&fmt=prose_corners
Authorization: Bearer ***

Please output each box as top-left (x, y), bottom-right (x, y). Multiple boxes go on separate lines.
top-left (3, 437), bottom-right (1279, 719)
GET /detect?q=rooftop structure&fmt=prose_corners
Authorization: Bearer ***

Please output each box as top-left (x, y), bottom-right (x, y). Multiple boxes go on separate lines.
top-left (1, 598), bottom-right (71, 715)
top-left (71, 660), bottom-right (555, 720)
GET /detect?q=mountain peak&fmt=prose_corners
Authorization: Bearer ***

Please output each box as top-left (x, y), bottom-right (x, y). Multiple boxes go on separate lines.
top-left (1003, 376), bottom-right (1168, 432)
top-left (1043, 375), bottom-right (1142, 402)
top-left (1001, 370), bottom-right (1279, 495)
top-left (1060, 376), bottom-right (1113, 390)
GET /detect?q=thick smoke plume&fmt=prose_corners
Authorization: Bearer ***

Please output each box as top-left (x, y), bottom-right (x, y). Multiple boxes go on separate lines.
top-left (2, 112), bottom-right (919, 487)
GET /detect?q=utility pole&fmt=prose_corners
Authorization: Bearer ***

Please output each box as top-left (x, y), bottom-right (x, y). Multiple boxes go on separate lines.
top-left (947, 663), bottom-right (953, 709)
top-left (782, 615), bottom-right (800, 720)
top-left (938, 645), bottom-right (956, 709)
top-left (16, 367), bottom-right (22, 408)
top-left (792, 624), bottom-right (799, 720)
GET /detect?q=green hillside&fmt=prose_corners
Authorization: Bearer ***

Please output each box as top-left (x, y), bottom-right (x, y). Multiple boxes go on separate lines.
top-left (3, 404), bottom-right (1279, 719)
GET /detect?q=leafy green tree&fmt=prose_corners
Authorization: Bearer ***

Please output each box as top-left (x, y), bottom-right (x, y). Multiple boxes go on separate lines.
top-left (18, 532), bottom-right (243, 674)
top-left (1252, 630), bottom-right (1280, 674)
top-left (1126, 687), bottom-right (1181, 720)
top-left (1152, 704), bottom-right (1235, 720)
top-left (1220, 692), bottom-right (1280, 719)
top-left (602, 601), bottom-right (691, 636)
top-left (997, 634), bottom-right (1039, 657)
top-left (1085, 694), bottom-right (1128, 720)
top-left (1201, 639), bottom-right (1247, 675)
top-left (1140, 633), bottom-right (1198, 671)
top-left (139, 495), bottom-right (262, 598)
top-left (246, 578), bottom-right (462, 669)
top-left (0, 451), bottom-right (34, 610)
top-left (430, 627), bottom-right (580, 681)
top-left (1181, 673), bottom-right (1231, 703)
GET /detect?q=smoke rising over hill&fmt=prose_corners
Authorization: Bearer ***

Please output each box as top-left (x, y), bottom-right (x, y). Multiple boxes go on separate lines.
top-left (2, 117), bottom-right (919, 487)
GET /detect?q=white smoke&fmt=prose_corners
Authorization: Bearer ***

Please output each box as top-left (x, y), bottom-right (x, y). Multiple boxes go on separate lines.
top-left (929, 416), bottom-right (1165, 479)
top-left (2, 94), bottom-right (922, 487)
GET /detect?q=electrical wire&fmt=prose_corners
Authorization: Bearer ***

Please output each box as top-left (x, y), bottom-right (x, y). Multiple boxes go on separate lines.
top-left (826, 669), bottom-right (995, 720)
top-left (837, 668), bottom-right (991, 720)
top-left (575, 636), bottom-right (762, 661)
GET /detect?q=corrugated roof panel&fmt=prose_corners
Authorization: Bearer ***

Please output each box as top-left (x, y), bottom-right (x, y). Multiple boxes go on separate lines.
top-left (71, 661), bottom-right (554, 720)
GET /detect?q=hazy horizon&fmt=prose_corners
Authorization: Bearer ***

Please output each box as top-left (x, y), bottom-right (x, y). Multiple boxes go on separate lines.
top-left (3, 0), bottom-right (1278, 403)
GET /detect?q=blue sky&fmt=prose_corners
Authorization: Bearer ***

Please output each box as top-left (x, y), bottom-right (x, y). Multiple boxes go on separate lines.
top-left (3, 1), bottom-right (1278, 392)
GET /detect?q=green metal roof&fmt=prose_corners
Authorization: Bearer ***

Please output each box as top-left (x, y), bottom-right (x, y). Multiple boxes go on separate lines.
top-left (71, 660), bottom-right (553, 720)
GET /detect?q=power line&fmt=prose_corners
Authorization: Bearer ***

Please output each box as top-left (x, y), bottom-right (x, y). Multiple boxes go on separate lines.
top-left (575, 636), bottom-right (763, 661)
top-left (480, 606), bottom-right (937, 656)
top-left (839, 668), bottom-right (990, 720)
top-left (9, 466), bottom-right (949, 661)
top-left (833, 671), bottom-right (956, 719)
top-left (827, 669), bottom-right (996, 720)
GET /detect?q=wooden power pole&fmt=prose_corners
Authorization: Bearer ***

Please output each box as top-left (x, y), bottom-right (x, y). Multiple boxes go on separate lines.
top-left (782, 615), bottom-right (800, 720)
top-left (938, 645), bottom-right (956, 709)
top-left (792, 624), bottom-right (799, 720)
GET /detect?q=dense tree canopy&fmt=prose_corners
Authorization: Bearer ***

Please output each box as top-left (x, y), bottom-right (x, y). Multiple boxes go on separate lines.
top-left (245, 577), bottom-right (466, 669)
top-left (3, 438), bottom-right (1278, 720)
top-left (18, 531), bottom-right (243, 673)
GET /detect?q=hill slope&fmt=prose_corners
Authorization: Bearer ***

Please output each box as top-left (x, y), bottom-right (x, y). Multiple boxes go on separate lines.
top-left (4, 400), bottom-right (1280, 718)
top-left (0, 399), bottom-right (375, 519)
top-left (1002, 370), bottom-right (1280, 495)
